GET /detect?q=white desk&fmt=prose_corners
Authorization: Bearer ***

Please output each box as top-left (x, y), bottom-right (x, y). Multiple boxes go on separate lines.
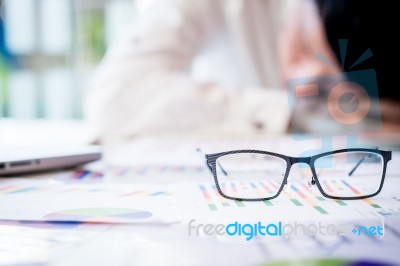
top-left (0, 120), bottom-right (399, 266)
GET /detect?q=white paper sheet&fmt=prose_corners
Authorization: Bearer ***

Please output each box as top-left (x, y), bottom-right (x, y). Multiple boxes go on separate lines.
top-left (0, 182), bottom-right (180, 224)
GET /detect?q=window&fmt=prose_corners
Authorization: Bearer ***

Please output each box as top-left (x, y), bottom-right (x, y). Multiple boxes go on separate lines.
top-left (0, 0), bottom-right (136, 119)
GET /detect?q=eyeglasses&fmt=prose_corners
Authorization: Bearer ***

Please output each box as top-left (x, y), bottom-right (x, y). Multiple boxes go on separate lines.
top-left (200, 148), bottom-right (392, 201)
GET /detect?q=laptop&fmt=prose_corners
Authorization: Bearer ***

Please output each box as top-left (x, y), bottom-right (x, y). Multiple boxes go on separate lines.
top-left (0, 146), bottom-right (101, 176)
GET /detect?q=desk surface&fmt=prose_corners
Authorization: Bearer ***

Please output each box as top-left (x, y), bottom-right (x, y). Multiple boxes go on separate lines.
top-left (0, 120), bottom-right (400, 266)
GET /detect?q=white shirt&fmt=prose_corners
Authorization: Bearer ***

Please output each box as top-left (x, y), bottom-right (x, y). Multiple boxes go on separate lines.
top-left (85, 0), bottom-right (298, 143)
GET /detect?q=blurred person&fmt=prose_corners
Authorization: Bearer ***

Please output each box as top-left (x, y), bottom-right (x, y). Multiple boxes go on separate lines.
top-left (86, 0), bottom-right (399, 144)
top-left (85, 0), bottom-right (297, 143)
top-left (280, 0), bottom-right (400, 133)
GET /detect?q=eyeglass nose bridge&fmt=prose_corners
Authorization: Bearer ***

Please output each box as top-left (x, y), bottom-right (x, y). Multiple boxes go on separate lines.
top-left (287, 156), bottom-right (316, 188)
top-left (289, 156), bottom-right (312, 165)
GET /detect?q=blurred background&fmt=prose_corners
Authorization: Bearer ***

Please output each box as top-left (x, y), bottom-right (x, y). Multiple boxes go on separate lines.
top-left (0, 0), bottom-right (400, 142)
top-left (0, 0), bottom-right (152, 119)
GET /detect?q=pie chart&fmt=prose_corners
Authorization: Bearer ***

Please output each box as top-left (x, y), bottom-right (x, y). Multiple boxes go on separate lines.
top-left (44, 208), bottom-right (153, 223)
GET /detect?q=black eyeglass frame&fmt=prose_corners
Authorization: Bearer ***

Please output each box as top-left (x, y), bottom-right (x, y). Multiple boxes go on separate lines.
top-left (203, 148), bottom-right (392, 201)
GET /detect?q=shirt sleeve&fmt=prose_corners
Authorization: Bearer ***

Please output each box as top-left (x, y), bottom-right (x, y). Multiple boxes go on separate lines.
top-left (84, 0), bottom-right (290, 143)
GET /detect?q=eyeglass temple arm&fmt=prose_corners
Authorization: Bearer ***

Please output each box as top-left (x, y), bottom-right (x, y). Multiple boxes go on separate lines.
top-left (216, 161), bottom-right (228, 176)
top-left (196, 148), bottom-right (228, 175)
top-left (348, 156), bottom-right (366, 176)
top-left (197, 148), bottom-right (213, 174)
top-left (348, 147), bottom-right (378, 176)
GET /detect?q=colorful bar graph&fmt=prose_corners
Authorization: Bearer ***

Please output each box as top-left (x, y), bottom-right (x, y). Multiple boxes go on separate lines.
top-left (0, 185), bottom-right (170, 198)
top-left (259, 182), bottom-right (271, 193)
top-left (190, 178), bottom-right (388, 214)
top-left (199, 185), bottom-right (218, 211)
top-left (230, 182), bottom-right (245, 207)
top-left (211, 185), bottom-right (230, 207)
top-left (149, 191), bottom-right (170, 196)
top-left (72, 170), bottom-right (90, 179)
top-left (235, 200), bottom-right (245, 207)
top-left (341, 180), bottom-right (360, 195)
top-left (269, 181), bottom-right (280, 191)
top-left (0, 186), bottom-right (44, 194)
top-left (323, 180), bottom-right (334, 194)
top-left (72, 165), bottom-right (207, 180)
top-left (120, 190), bottom-right (146, 197)
top-left (300, 183), bottom-right (348, 206)
top-left (59, 188), bottom-right (79, 193)
top-left (283, 190), bottom-right (303, 206)
top-left (119, 190), bottom-right (171, 197)
top-left (332, 180), bottom-right (344, 191)
top-left (291, 184), bottom-right (328, 214)
top-left (250, 182), bottom-right (273, 206)
top-left (0, 186), bottom-right (17, 194)
top-left (9, 187), bottom-right (38, 194)
top-left (341, 180), bottom-right (381, 208)
top-left (271, 180), bottom-right (301, 207)
top-left (72, 170), bottom-right (103, 179)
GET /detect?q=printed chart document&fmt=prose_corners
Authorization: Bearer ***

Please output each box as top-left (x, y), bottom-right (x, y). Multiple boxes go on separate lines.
top-left (0, 182), bottom-right (180, 224)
